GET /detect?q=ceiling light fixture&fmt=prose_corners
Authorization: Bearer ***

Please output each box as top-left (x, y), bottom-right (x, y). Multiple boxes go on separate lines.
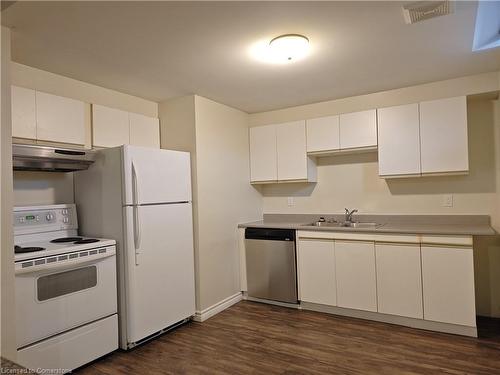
top-left (249, 33), bottom-right (311, 64)
top-left (269, 34), bottom-right (310, 62)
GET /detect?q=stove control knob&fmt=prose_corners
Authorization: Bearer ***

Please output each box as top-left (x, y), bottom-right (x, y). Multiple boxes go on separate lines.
top-left (46, 214), bottom-right (54, 221)
top-left (63, 217), bottom-right (69, 224)
top-left (62, 209), bottom-right (68, 215)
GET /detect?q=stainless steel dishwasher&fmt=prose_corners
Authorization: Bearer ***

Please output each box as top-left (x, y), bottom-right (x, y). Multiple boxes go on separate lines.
top-left (245, 228), bottom-right (298, 304)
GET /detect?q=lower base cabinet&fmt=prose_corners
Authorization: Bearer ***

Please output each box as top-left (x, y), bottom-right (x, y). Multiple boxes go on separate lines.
top-left (375, 243), bottom-right (423, 319)
top-left (335, 240), bottom-right (377, 312)
top-left (421, 245), bottom-right (476, 327)
top-left (297, 239), bottom-right (336, 306)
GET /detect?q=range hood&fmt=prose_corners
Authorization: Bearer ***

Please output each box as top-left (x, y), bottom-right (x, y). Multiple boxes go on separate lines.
top-left (12, 144), bottom-right (97, 172)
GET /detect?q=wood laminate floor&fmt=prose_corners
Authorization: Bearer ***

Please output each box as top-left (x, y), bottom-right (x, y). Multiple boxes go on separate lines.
top-left (79, 301), bottom-right (500, 375)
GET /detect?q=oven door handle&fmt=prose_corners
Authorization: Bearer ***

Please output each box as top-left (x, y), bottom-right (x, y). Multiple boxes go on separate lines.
top-left (15, 251), bottom-right (115, 275)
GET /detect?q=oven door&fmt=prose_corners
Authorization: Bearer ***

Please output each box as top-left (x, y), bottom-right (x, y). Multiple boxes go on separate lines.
top-left (15, 248), bottom-right (117, 348)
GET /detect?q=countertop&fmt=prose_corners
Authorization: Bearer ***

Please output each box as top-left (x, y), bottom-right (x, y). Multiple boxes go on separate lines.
top-left (239, 214), bottom-right (496, 236)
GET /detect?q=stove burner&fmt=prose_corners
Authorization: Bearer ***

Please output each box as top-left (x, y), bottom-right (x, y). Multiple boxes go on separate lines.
top-left (50, 237), bottom-right (83, 243)
top-left (14, 245), bottom-right (46, 254)
top-left (74, 238), bottom-right (100, 244)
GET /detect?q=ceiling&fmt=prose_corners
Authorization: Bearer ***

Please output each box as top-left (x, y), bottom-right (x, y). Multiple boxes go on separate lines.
top-left (2, 1), bottom-right (499, 113)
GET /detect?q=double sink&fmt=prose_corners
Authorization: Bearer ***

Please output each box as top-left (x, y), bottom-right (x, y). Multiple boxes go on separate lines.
top-left (303, 221), bottom-right (383, 229)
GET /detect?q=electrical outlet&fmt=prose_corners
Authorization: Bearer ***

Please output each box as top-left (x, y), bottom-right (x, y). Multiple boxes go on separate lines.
top-left (287, 197), bottom-right (295, 207)
top-left (442, 194), bottom-right (453, 207)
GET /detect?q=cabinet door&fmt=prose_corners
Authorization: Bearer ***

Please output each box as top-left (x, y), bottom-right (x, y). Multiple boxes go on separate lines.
top-left (419, 96), bottom-right (468, 174)
top-left (129, 113), bottom-right (160, 148)
top-left (377, 104), bottom-right (421, 177)
top-left (335, 240), bottom-right (377, 312)
top-left (298, 239), bottom-right (336, 306)
top-left (376, 243), bottom-right (423, 319)
top-left (11, 86), bottom-right (37, 139)
top-left (306, 115), bottom-right (340, 153)
top-left (276, 121), bottom-right (308, 181)
top-left (36, 91), bottom-right (86, 145)
top-left (339, 109), bottom-right (377, 149)
top-left (92, 104), bottom-right (130, 148)
top-left (421, 246), bottom-right (476, 327)
top-left (249, 125), bottom-right (277, 182)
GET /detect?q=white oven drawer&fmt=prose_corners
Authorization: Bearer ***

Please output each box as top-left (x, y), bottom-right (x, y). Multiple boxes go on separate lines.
top-left (16, 246), bottom-right (118, 348)
top-left (18, 314), bottom-right (118, 373)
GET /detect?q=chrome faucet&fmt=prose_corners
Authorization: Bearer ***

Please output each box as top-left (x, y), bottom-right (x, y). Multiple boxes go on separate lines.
top-left (344, 208), bottom-right (358, 223)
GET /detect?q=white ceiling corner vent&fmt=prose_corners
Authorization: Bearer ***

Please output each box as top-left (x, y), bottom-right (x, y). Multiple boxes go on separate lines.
top-left (402, 1), bottom-right (455, 24)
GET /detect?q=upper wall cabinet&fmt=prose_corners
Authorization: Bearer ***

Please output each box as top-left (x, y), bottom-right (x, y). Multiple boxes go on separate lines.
top-left (419, 96), bottom-right (468, 175)
top-left (377, 103), bottom-right (421, 177)
top-left (92, 105), bottom-right (160, 149)
top-left (11, 86), bottom-right (37, 140)
top-left (339, 109), bottom-right (377, 150)
top-left (277, 121), bottom-right (309, 181)
top-left (11, 86), bottom-right (86, 145)
top-left (249, 121), bottom-right (316, 184)
top-left (377, 96), bottom-right (469, 178)
top-left (129, 113), bottom-right (160, 148)
top-left (92, 104), bottom-right (130, 148)
top-left (306, 115), bottom-right (340, 154)
top-left (36, 91), bottom-right (86, 145)
top-left (249, 125), bottom-right (277, 182)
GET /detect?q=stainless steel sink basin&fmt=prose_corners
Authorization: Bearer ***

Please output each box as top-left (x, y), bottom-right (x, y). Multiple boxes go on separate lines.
top-left (343, 222), bottom-right (379, 228)
top-left (306, 221), bottom-right (342, 227)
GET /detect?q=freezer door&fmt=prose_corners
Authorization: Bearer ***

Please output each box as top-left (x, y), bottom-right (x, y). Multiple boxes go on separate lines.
top-left (122, 145), bottom-right (192, 205)
top-left (123, 203), bottom-right (195, 345)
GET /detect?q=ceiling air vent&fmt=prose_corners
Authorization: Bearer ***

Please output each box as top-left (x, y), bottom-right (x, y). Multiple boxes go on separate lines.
top-left (402, 1), bottom-right (455, 24)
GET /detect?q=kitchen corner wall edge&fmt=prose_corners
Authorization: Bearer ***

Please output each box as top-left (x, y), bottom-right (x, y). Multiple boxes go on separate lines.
top-left (193, 292), bottom-right (243, 322)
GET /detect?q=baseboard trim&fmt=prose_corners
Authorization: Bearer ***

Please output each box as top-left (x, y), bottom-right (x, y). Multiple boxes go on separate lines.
top-left (301, 302), bottom-right (478, 337)
top-left (193, 292), bottom-right (242, 322)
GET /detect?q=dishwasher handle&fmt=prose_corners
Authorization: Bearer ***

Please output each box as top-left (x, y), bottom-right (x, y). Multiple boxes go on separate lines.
top-left (245, 228), bottom-right (295, 241)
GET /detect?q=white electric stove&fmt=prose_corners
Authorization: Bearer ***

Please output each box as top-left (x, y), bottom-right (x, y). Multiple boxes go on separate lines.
top-left (14, 204), bottom-right (118, 373)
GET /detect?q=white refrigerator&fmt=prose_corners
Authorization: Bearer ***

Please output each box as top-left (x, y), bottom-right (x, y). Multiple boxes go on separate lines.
top-left (75, 145), bottom-right (196, 349)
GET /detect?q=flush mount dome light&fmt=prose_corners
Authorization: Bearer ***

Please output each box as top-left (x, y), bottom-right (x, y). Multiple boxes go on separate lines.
top-left (269, 34), bottom-right (310, 62)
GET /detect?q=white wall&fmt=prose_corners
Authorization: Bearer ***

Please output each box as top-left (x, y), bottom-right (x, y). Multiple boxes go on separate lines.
top-left (194, 96), bottom-right (262, 310)
top-left (11, 63), bottom-right (159, 206)
top-left (13, 171), bottom-right (74, 206)
top-left (159, 95), bottom-right (262, 312)
top-left (1, 25), bottom-right (16, 361)
top-left (249, 71), bottom-right (500, 126)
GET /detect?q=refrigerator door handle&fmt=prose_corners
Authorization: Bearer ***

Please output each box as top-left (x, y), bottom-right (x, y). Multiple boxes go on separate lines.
top-left (132, 161), bottom-right (141, 265)
top-left (132, 161), bottom-right (140, 205)
top-left (133, 205), bottom-right (142, 265)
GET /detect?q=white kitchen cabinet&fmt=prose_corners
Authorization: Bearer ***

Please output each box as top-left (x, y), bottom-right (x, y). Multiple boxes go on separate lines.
top-left (35, 91), bottom-right (86, 145)
top-left (306, 115), bottom-right (340, 153)
top-left (377, 103), bottom-right (421, 177)
top-left (339, 109), bottom-right (377, 150)
top-left (375, 243), bottom-right (423, 319)
top-left (335, 240), bottom-right (377, 312)
top-left (11, 86), bottom-right (37, 140)
top-left (421, 245), bottom-right (476, 327)
top-left (297, 239), bottom-right (336, 306)
top-left (249, 125), bottom-right (277, 182)
top-left (276, 121), bottom-right (310, 181)
top-left (419, 96), bottom-right (468, 175)
top-left (129, 113), bottom-right (160, 148)
top-left (92, 104), bottom-right (130, 148)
